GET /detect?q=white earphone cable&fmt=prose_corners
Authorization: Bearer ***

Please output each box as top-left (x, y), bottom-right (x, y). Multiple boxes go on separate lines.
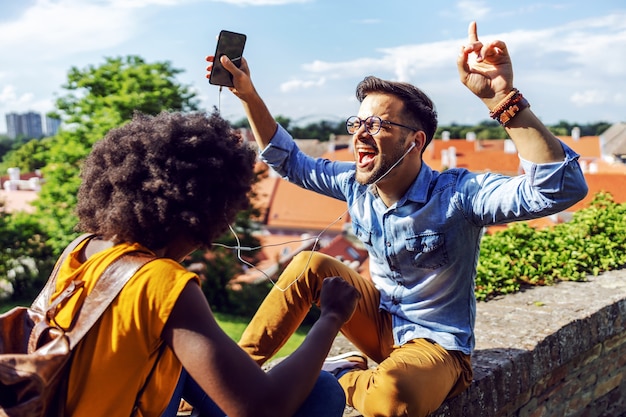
top-left (215, 138), bottom-right (417, 291)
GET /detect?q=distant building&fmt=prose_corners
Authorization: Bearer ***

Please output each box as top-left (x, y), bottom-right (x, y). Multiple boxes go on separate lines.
top-left (6, 111), bottom-right (42, 140)
top-left (5, 113), bottom-right (20, 139)
top-left (45, 115), bottom-right (61, 136)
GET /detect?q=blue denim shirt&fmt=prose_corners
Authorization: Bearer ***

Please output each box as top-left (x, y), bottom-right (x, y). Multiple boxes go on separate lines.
top-left (262, 125), bottom-right (588, 354)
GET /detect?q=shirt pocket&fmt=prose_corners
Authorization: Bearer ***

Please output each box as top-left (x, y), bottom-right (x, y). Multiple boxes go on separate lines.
top-left (405, 232), bottom-right (448, 270)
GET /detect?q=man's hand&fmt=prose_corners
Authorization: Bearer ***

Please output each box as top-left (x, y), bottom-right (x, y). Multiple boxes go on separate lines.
top-left (205, 55), bottom-right (257, 102)
top-left (457, 21), bottom-right (514, 110)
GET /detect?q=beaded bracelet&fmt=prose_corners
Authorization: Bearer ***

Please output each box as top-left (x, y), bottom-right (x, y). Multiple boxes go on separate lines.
top-left (489, 89), bottom-right (530, 127)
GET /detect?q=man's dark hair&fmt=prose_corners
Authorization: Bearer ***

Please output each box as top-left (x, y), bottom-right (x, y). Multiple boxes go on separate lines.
top-left (76, 110), bottom-right (256, 250)
top-left (355, 76), bottom-right (438, 150)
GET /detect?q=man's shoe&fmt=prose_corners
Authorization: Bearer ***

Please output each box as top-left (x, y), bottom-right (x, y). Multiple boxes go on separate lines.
top-left (322, 351), bottom-right (368, 377)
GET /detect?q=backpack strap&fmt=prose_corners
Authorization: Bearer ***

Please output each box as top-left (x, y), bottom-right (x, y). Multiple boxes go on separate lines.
top-left (31, 233), bottom-right (96, 313)
top-left (65, 252), bottom-right (155, 349)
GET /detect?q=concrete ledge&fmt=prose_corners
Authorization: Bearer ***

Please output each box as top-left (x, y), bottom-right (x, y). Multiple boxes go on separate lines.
top-left (336, 267), bottom-right (626, 417)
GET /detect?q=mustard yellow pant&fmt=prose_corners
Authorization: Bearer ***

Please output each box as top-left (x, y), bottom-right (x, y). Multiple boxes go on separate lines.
top-left (239, 251), bottom-right (473, 417)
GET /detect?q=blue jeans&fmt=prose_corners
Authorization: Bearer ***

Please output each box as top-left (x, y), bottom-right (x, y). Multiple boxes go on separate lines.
top-left (162, 369), bottom-right (346, 417)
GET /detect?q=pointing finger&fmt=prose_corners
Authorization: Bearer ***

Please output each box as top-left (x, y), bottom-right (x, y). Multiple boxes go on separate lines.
top-left (468, 21), bottom-right (478, 43)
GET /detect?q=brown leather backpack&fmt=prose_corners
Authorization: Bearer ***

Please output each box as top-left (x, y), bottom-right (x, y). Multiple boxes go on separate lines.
top-left (0, 234), bottom-right (154, 416)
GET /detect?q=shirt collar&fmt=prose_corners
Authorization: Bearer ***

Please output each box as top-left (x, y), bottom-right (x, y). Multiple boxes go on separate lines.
top-left (399, 163), bottom-right (434, 205)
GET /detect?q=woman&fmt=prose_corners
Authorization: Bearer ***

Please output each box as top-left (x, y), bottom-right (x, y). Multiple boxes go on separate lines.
top-left (52, 111), bottom-right (359, 416)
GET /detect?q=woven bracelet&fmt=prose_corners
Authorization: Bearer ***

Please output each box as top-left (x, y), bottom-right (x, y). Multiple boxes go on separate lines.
top-left (489, 89), bottom-right (530, 127)
top-left (489, 89), bottom-right (520, 118)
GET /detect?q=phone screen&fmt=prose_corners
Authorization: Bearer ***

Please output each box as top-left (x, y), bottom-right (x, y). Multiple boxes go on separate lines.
top-left (209, 30), bottom-right (247, 87)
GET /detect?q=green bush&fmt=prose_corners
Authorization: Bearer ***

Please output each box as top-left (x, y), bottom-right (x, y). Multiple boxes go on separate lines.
top-left (0, 210), bottom-right (55, 302)
top-left (476, 192), bottom-right (626, 301)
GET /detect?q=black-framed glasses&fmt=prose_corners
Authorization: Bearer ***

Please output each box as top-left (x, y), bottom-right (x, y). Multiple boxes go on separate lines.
top-left (346, 115), bottom-right (419, 135)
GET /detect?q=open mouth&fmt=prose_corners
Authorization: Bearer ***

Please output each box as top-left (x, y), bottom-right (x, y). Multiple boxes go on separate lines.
top-left (357, 148), bottom-right (377, 167)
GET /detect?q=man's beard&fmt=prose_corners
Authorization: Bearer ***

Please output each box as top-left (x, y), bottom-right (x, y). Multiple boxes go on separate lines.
top-left (356, 139), bottom-right (409, 185)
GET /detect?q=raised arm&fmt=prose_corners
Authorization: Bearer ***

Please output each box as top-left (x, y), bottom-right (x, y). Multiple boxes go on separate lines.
top-left (457, 21), bottom-right (564, 163)
top-left (206, 55), bottom-right (277, 150)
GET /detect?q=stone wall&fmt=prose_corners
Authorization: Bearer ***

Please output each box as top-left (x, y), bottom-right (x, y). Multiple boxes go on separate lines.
top-left (335, 267), bottom-right (626, 417)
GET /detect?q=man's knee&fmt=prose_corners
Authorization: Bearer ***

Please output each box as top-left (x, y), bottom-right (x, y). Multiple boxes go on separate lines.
top-left (356, 367), bottom-right (446, 417)
top-left (284, 251), bottom-right (341, 278)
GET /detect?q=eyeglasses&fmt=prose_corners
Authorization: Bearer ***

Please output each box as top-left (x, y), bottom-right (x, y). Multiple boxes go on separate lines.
top-left (346, 115), bottom-right (419, 135)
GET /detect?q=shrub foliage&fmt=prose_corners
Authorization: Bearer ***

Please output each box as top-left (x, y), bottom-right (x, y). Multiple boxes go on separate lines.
top-left (475, 192), bottom-right (626, 301)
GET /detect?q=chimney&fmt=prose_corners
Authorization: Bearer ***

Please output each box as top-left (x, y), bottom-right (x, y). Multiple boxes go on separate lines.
top-left (572, 127), bottom-right (581, 141)
top-left (579, 160), bottom-right (589, 173)
top-left (8, 167), bottom-right (20, 182)
top-left (504, 139), bottom-right (517, 154)
top-left (328, 133), bottom-right (336, 153)
top-left (448, 147), bottom-right (457, 168)
top-left (441, 149), bottom-right (450, 168)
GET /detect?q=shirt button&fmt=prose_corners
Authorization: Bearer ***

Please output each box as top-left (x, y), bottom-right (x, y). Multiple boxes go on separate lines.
top-left (386, 242), bottom-right (391, 247)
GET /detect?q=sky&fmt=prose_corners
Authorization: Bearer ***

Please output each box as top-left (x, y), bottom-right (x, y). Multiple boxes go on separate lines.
top-left (1, 0), bottom-right (625, 135)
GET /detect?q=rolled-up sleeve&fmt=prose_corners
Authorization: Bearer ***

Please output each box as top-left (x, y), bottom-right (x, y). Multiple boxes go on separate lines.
top-left (462, 141), bottom-right (588, 225)
top-left (260, 124), bottom-right (298, 176)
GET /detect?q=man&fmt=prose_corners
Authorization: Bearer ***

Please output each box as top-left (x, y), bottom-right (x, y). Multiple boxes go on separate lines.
top-left (207, 22), bottom-right (587, 416)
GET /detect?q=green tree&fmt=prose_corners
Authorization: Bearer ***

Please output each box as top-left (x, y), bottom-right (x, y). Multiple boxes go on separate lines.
top-left (35, 55), bottom-right (199, 252)
top-left (585, 122), bottom-right (612, 136)
top-left (232, 117), bottom-right (250, 129)
top-left (0, 208), bottom-right (55, 302)
top-left (275, 115), bottom-right (293, 131)
top-left (0, 137), bottom-right (52, 173)
top-left (0, 136), bottom-right (14, 161)
top-left (290, 120), bottom-right (344, 141)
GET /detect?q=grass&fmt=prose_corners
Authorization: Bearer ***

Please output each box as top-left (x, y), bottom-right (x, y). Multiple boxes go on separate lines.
top-left (213, 311), bottom-right (308, 359)
top-left (0, 300), bottom-right (307, 359)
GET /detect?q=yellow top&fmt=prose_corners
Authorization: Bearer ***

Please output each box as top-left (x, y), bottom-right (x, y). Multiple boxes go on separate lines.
top-left (52, 239), bottom-right (198, 416)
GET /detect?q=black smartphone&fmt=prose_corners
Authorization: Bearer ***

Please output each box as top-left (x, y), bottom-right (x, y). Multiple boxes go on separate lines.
top-left (209, 30), bottom-right (247, 87)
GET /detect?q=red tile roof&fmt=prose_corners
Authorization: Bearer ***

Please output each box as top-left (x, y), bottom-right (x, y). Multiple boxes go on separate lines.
top-left (264, 177), bottom-right (348, 233)
top-left (557, 136), bottom-right (602, 158)
top-left (229, 233), bottom-right (317, 286)
top-left (318, 234), bottom-right (368, 264)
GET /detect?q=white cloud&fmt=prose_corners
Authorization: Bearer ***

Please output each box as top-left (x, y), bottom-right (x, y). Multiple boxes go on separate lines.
top-left (275, 11), bottom-right (626, 125)
top-left (303, 58), bottom-right (385, 76)
top-left (296, 12), bottom-right (626, 92)
top-left (0, 85), bottom-right (35, 107)
top-left (570, 90), bottom-right (609, 106)
top-left (0, 86), bottom-right (18, 103)
top-left (570, 90), bottom-right (626, 107)
top-left (378, 40), bottom-right (460, 81)
top-left (0, 0), bottom-right (150, 61)
top-left (297, 39), bottom-right (459, 84)
top-left (0, 84), bottom-right (50, 112)
top-left (280, 77), bottom-right (326, 92)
